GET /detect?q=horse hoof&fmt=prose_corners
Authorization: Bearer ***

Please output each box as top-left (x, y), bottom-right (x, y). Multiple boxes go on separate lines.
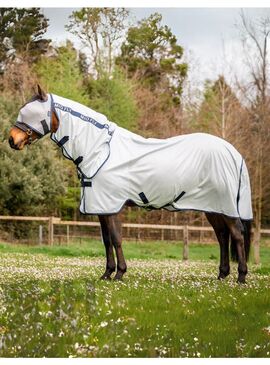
top-left (237, 277), bottom-right (246, 284)
top-left (113, 273), bottom-right (124, 281)
top-left (218, 273), bottom-right (229, 280)
top-left (100, 274), bottom-right (112, 281)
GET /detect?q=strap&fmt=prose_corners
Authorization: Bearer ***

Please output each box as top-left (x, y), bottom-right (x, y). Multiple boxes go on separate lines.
top-left (40, 119), bottom-right (50, 135)
top-left (174, 191), bottom-right (186, 203)
top-left (74, 156), bottom-right (83, 166)
top-left (81, 180), bottom-right (92, 187)
top-left (57, 135), bottom-right (69, 147)
top-left (138, 192), bottom-right (149, 205)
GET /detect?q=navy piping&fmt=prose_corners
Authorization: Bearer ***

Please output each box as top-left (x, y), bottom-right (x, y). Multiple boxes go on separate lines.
top-left (79, 198), bottom-right (253, 220)
top-left (236, 158), bottom-right (244, 216)
top-left (50, 127), bottom-right (112, 180)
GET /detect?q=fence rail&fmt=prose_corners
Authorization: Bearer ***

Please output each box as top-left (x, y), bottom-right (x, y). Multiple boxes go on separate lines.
top-left (1, 215), bottom-right (269, 260)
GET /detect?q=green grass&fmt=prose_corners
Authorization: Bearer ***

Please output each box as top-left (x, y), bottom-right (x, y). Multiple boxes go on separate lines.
top-left (0, 240), bottom-right (269, 357)
top-left (0, 238), bottom-right (270, 265)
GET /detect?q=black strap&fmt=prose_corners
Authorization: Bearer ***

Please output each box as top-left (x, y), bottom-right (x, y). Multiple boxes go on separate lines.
top-left (57, 136), bottom-right (69, 147)
top-left (74, 156), bottom-right (83, 166)
top-left (139, 192), bottom-right (149, 204)
top-left (174, 191), bottom-right (186, 203)
top-left (40, 119), bottom-right (50, 135)
top-left (81, 180), bottom-right (92, 187)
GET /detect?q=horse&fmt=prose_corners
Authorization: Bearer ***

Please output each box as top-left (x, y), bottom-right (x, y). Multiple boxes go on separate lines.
top-left (9, 86), bottom-right (253, 283)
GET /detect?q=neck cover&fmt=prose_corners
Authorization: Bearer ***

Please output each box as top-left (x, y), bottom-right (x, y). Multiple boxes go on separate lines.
top-left (50, 94), bottom-right (116, 179)
top-left (15, 94), bottom-right (52, 137)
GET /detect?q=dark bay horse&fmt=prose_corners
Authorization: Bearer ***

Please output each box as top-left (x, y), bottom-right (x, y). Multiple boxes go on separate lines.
top-left (9, 86), bottom-right (252, 283)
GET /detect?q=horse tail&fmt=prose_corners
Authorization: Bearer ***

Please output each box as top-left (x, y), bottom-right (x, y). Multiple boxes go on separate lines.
top-left (231, 219), bottom-right (251, 262)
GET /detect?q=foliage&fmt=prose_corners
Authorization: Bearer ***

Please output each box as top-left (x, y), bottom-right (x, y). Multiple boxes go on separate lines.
top-left (0, 8), bottom-right (49, 68)
top-left (86, 69), bottom-right (138, 130)
top-left (0, 96), bottom-right (67, 218)
top-left (58, 187), bottom-right (81, 221)
top-left (116, 13), bottom-right (188, 105)
top-left (194, 75), bottom-right (243, 139)
top-left (35, 41), bottom-right (89, 105)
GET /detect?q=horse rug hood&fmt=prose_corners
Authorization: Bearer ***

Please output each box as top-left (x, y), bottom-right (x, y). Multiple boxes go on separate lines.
top-left (50, 94), bottom-right (253, 220)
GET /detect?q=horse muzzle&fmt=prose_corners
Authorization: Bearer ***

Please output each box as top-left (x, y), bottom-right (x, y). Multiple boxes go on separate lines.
top-left (9, 136), bottom-right (20, 150)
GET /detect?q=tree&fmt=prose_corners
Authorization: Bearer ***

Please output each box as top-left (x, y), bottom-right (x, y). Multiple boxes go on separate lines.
top-left (238, 11), bottom-right (270, 264)
top-left (116, 13), bottom-right (188, 105)
top-left (66, 8), bottom-right (130, 76)
top-left (196, 75), bottom-right (244, 140)
top-left (35, 41), bottom-right (89, 105)
top-left (0, 8), bottom-right (49, 69)
top-left (86, 69), bottom-right (138, 130)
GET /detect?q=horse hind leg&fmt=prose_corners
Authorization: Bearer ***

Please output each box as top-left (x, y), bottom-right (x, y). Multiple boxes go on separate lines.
top-left (205, 213), bottom-right (230, 280)
top-left (223, 216), bottom-right (248, 284)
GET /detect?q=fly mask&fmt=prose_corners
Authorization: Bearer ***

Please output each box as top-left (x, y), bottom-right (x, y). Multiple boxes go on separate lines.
top-left (14, 94), bottom-right (53, 140)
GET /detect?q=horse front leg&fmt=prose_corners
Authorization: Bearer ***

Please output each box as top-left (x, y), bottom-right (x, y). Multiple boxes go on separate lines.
top-left (99, 215), bottom-right (116, 280)
top-left (108, 214), bottom-right (127, 280)
top-left (99, 214), bottom-right (127, 281)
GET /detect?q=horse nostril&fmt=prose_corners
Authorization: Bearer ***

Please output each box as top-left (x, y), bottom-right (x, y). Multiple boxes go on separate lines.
top-left (9, 136), bottom-right (16, 149)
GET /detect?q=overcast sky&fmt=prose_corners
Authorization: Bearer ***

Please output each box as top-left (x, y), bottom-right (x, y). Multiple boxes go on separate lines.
top-left (42, 8), bottom-right (270, 85)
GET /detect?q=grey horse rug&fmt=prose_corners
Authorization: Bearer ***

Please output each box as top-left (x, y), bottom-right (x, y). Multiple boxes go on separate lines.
top-left (47, 95), bottom-right (252, 220)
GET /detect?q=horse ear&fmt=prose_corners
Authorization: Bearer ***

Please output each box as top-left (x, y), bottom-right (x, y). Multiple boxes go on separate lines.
top-left (37, 84), bottom-right (48, 101)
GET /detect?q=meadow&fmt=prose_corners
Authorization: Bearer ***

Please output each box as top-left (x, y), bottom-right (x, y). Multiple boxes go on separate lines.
top-left (0, 240), bottom-right (269, 358)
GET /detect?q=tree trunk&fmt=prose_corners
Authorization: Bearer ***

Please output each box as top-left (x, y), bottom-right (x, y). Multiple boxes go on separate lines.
top-left (253, 144), bottom-right (263, 264)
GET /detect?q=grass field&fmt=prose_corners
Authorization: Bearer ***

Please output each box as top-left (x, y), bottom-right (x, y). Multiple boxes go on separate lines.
top-left (0, 240), bottom-right (269, 357)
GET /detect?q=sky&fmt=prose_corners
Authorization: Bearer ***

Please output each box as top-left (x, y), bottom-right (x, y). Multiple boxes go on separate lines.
top-left (42, 7), bottom-right (270, 86)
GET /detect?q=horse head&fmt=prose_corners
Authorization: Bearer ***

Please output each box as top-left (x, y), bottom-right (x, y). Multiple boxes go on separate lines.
top-left (9, 85), bottom-right (58, 150)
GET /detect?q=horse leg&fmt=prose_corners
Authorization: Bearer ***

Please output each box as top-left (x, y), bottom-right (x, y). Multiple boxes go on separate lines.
top-left (205, 213), bottom-right (230, 279)
top-left (223, 216), bottom-right (247, 284)
top-left (99, 215), bottom-right (116, 280)
top-left (108, 214), bottom-right (127, 281)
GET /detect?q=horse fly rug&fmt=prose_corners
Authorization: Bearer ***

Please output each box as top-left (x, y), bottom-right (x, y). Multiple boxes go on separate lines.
top-left (42, 94), bottom-right (252, 220)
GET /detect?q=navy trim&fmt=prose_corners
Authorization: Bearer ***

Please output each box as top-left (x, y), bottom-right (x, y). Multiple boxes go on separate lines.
top-left (50, 94), bottom-right (57, 131)
top-left (236, 158), bottom-right (244, 216)
top-left (40, 119), bottom-right (49, 135)
top-left (174, 191), bottom-right (186, 203)
top-left (79, 198), bottom-right (253, 220)
top-left (53, 101), bottom-right (112, 132)
top-left (56, 135), bottom-right (69, 147)
top-left (139, 192), bottom-right (149, 205)
top-left (74, 156), bottom-right (83, 166)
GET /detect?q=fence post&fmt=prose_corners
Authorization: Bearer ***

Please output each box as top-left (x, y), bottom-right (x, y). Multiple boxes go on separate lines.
top-left (183, 225), bottom-right (189, 260)
top-left (48, 216), bottom-right (54, 246)
top-left (39, 225), bottom-right (43, 245)
top-left (66, 225), bottom-right (70, 244)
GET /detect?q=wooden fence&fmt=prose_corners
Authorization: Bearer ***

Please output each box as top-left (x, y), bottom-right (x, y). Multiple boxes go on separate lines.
top-left (0, 215), bottom-right (270, 260)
